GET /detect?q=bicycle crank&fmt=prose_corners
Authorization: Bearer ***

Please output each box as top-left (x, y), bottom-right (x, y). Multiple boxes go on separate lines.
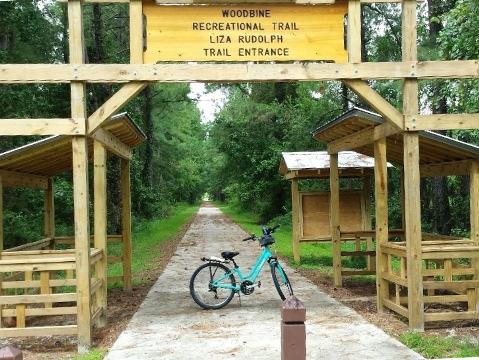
top-left (240, 280), bottom-right (261, 295)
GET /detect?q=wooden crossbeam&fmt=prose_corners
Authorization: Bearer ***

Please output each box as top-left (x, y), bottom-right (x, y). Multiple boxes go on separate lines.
top-left (87, 82), bottom-right (147, 134)
top-left (405, 113), bottom-right (479, 131)
top-left (0, 119), bottom-right (85, 135)
top-left (0, 170), bottom-right (49, 189)
top-left (1, 61), bottom-right (479, 83)
top-left (343, 79), bottom-right (404, 130)
top-left (90, 128), bottom-right (131, 159)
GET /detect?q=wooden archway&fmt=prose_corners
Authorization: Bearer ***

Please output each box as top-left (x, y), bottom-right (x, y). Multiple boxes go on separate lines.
top-left (1, 0), bottom-right (479, 350)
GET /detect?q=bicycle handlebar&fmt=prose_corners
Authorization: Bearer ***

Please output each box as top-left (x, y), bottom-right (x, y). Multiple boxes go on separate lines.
top-left (242, 224), bottom-right (280, 241)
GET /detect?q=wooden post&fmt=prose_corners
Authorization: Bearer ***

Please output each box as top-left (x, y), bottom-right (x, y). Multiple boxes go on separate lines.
top-left (69, 0), bottom-right (92, 351)
top-left (470, 160), bottom-right (479, 311)
top-left (402, 0), bottom-right (424, 332)
top-left (330, 153), bottom-right (341, 286)
top-left (363, 176), bottom-right (374, 271)
top-left (291, 178), bottom-right (300, 263)
top-left (374, 138), bottom-right (389, 312)
top-left (347, 0), bottom-right (362, 63)
top-left (121, 159), bottom-right (132, 291)
top-left (94, 141), bottom-right (107, 327)
top-left (281, 296), bottom-right (306, 360)
top-left (44, 178), bottom-right (55, 248)
top-left (0, 176), bottom-right (3, 328)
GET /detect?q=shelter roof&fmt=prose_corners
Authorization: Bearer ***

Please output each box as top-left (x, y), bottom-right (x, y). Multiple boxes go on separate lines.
top-left (311, 108), bottom-right (479, 168)
top-left (0, 113), bottom-right (145, 178)
top-left (279, 151), bottom-right (379, 179)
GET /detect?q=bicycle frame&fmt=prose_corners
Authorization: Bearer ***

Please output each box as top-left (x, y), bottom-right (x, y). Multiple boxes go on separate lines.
top-left (211, 246), bottom-right (274, 291)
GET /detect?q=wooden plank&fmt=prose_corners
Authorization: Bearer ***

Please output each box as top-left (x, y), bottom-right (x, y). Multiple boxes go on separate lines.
top-left (0, 262), bottom-right (76, 272)
top-left (0, 119), bottom-right (85, 136)
top-left (0, 325), bottom-right (77, 337)
top-left (471, 161), bottom-right (479, 313)
top-left (87, 82), bottom-right (147, 134)
top-left (15, 304), bottom-right (26, 328)
top-left (347, 0), bottom-right (361, 63)
top-left (0, 293), bottom-right (76, 305)
top-left (405, 113), bottom-right (479, 131)
top-left (0, 170), bottom-right (49, 189)
top-left (341, 270), bottom-right (376, 276)
top-left (121, 159), bottom-right (132, 290)
top-left (383, 298), bottom-right (409, 318)
top-left (329, 153), bottom-right (341, 286)
top-left (424, 311), bottom-right (479, 322)
top-left (93, 140), bottom-right (107, 327)
top-left (2, 306), bottom-right (77, 317)
top-left (424, 294), bottom-right (468, 303)
top-left (2, 279), bottom-right (77, 289)
top-left (90, 128), bottom-right (132, 159)
top-left (44, 178), bottom-right (55, 243)
top-left (342, 79), bottom-right (403, 130)
top-left (130, 0), bottom-right (143, 64)
top-left (1, 61), bottom-right (479, 83)
top-left (374, 137), bottom-right (389, 312)
top-left (423, 280), bottom-right (479, 292)
top-left (291, 178), bottom-right (301, 263)
top-left (420, 160), bottom-right (471, 177)
top-left (328, 126), bottom-right (374, 154)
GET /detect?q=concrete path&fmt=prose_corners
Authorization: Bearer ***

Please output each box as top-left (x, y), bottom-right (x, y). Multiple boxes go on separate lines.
top-left (105, 204), bottom-right (425, 360)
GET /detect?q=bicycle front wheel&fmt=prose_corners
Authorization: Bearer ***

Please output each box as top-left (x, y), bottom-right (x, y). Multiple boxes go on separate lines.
top-left (270, 261), bottom-right (294, 301)
top-left (189, 262), bottom-right (236, 310)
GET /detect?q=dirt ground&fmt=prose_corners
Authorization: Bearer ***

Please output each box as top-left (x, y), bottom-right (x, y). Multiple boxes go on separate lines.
top-left (3, 211), bottom-right (479, 359)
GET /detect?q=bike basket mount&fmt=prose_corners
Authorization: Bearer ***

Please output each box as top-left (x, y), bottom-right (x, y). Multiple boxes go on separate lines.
top-left (259, 234), bottom-right (275, 246)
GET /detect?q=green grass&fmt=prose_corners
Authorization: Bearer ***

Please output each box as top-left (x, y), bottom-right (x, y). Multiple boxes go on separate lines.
top-left (107, 202), bottom-right (200, 288)
top-left (216, 202), bottom-right (479, 359)
top-left (400, 332), bottom-right (479, 359)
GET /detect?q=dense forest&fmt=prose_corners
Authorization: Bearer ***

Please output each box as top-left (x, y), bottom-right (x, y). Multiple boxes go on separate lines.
top-left (1, 0), bottom-right (479, 249)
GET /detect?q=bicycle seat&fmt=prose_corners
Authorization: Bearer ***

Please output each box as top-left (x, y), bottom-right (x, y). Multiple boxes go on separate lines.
top-left (221, 251), bottom-right (239, 260)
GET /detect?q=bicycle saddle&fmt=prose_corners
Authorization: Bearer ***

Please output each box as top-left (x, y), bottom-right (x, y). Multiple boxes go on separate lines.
top-left (221, 251), bottom-right (239, 260)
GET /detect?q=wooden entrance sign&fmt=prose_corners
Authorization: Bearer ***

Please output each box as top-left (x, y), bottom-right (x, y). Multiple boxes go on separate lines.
top-left (143, 2), bottom-right (348, 63)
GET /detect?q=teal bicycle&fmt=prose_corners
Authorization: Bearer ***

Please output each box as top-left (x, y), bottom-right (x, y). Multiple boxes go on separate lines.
top-left (189, 225), bottom-right (293, 310)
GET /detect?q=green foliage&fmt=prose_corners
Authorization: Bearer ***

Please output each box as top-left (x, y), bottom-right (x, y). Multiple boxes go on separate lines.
top-left (67, 348), bottom-right (108, 360)
top-left (400, 332), bottom-right (479, 359)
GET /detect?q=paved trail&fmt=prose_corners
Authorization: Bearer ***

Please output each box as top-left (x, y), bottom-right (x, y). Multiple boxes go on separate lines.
top-left (105, 204), bottom-right (425, 360)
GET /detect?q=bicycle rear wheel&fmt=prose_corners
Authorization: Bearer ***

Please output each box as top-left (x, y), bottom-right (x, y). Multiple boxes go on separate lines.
top-left (189, 262), bottom-right (236, 310)
top-left (270, 261), bottom-right (294, 301)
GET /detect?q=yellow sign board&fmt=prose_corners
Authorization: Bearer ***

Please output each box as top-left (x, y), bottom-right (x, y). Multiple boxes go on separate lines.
top-left (143, 3), bottom-right (348, 63)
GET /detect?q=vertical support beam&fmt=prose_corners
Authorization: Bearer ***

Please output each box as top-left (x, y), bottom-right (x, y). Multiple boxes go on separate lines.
top-left (291, 178), bottom-right (300, 263)
top-left (470, 160), bottom-right (479, 311)
top-left (44, 178), bottom-right (55, 249)
top-left (130, 0), bottom-right (144, 64)
top-left (330, 153), bottom-right (342, 286)
top-left (374, 138), bottom-right (388, 312)
top-left (347, 0), bottom-right (362, 63)
top-left (0, 176), bottom-right (3, 328)
top-left (121, 159), bottom-right (132, 291)
top-left (68, 0), bottom-right (92, 351)
top-left (94, 141), bottom-right (107, 327)
top-left (363, 176), bottom-right (374, 271)
top-left (402, 0), bottom-right (423, 332)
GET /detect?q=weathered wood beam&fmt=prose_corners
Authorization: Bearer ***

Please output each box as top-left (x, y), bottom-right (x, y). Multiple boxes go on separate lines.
top-left (87, 82), bottom-right (147, 134)
top-left (404, 114), bottom-right (479, 131)
top-left (342, 79), bottom-right (404, 130)
top-left (0, 170), bottom-right (49, 189)
top-left (0, 119), bottom-right (85, 136)
top-left (121, 159), bottom-right (132, 291)
top-left (330, 153), bottom-right (342, 286)
top-left (1, 61), bottom-right (479, 83)
top-left (420, 160), bottom-right (471, 177)
top-left (90, 128), bottom-right (132, 159)
top-left (291, 178), bottom-right (300, 263)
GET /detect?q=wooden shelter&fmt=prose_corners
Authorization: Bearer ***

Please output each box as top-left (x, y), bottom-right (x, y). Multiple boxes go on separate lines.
top-left (312, 107), bottom-right (479, 330)
top-left (0, 113), bottom-right (145, 339)
top-left (279, 151), bottom-right (379, 275)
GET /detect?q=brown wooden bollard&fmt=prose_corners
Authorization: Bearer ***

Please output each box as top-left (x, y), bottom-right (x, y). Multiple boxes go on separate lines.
top-left (281, 295), bottom-right (306, 360)
top-left (0, 346), bottom-right (23, 360)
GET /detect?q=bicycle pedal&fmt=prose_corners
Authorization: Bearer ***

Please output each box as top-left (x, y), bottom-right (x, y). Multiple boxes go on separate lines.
top-left (258, 281), bottom-right (261, 288)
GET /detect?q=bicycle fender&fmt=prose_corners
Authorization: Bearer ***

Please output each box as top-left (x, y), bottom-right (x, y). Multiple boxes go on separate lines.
top-left (201, 256), bottom-right (228, 263)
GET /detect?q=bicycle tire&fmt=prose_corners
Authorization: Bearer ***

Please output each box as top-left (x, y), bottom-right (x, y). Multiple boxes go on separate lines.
top-left (189, 262), bottom-right (236, 310)
top-left (270, 261), bottom-right (294, 301)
